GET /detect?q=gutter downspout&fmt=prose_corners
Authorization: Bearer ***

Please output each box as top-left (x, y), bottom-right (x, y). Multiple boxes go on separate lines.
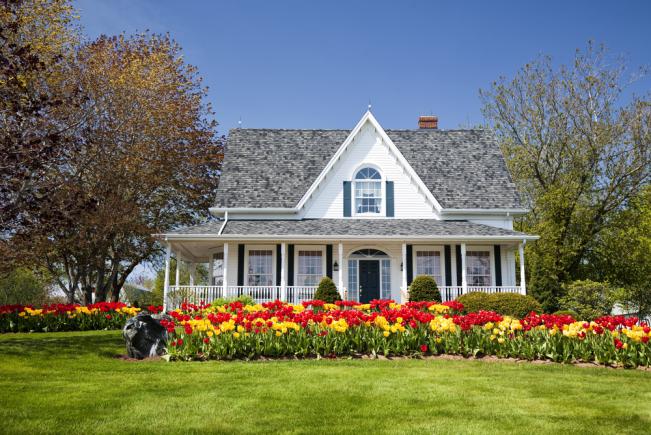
top-left (218, 211), bottom-right (228, 236)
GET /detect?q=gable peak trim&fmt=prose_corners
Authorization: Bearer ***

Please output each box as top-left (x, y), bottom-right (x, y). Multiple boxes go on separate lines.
top-left (295, 110), bottom-right (443, 213)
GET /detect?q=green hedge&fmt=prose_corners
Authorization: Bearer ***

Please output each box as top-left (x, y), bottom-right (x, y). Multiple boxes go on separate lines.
top-left (457, 292), bottom-right (542, 317)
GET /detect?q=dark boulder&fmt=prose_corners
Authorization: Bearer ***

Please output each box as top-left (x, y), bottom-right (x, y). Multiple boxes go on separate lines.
top-left (123, 312), bottom-right (170, 359)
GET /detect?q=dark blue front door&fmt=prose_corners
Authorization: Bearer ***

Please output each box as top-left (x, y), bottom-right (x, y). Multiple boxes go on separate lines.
top-left (359, 260), bottom-right (380, 303)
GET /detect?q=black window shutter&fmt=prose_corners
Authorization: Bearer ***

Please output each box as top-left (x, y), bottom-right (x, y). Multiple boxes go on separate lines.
top-left (494, 245), bottom-right (502, 287)
top-left (406, 244), bottom-right (413, 285)
top-left (237, 244), bottom-right (245, 286)
top-left (386, 181), bottom-right (394, 217)
top-left (444, 245), bottom-right (452, 286)
top-left (455, 245), bottom-right (462, 286)
top-left (326, 244), bottom-right (333, 278)
top-left (287, 244), bottom-right (294, 286)
top-left (276, 244), bottom-right (282, 286)
top-left (343, 181), bottom-right (352, 217)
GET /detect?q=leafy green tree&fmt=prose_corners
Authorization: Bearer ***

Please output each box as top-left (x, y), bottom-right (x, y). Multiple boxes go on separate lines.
top-left (481, 43), bottom-right (651, 311)
top-left (587, 186), bottom-right (651, 317)
top-left (558, 280), bottom-right (617, 320)
top-left (0, 268), bottom-right (53, 305)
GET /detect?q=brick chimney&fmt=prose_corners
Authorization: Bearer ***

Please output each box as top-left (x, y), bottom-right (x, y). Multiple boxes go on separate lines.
top-left (418, 115), bottom-right (438, 129)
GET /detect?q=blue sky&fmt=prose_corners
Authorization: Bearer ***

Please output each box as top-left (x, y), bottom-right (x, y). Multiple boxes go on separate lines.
top-left (74, 0), bottom-right (650, 134)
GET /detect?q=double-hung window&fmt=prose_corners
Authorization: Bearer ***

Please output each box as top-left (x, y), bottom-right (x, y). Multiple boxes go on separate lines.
top-left (247, 250), bottom-right (273, 286)
top-left (466, 251), bottom-right (491, 286)
top-left (415, 250), bottom-right (442, 285)
top-left (296, 250), bottom-right (323, 286)
top-left (354, 167), bottom-right (382, 214)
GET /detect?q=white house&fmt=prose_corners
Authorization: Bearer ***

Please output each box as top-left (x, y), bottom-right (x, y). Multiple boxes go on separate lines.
top-left (157, 111), bottom-right (538, 309)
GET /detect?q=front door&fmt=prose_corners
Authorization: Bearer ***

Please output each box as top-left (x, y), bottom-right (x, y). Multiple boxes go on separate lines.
top-left (358, 260), bottom-right (380, 303)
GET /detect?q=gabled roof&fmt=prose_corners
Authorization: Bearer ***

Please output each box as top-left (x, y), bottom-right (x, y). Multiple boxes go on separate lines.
top-left (214, 115), bottom-right (523, 210)
top-left (164, 219), bottom-right (537, 241)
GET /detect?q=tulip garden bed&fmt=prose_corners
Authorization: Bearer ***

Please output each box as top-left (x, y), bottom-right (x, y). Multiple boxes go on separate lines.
top-left (0, 302), bottom-right (162, 333)
top-left (162, 300), bottom-right (651, 368)
top-left (1, 330), bottom-right (650, 434)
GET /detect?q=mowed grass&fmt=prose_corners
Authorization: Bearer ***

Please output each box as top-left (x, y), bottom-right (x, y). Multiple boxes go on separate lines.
top-left (0, 331), bottom-right (650, 435)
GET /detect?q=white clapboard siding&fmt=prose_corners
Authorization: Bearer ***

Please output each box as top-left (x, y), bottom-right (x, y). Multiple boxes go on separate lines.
top-left (303, 122), bottom-right (439, 219)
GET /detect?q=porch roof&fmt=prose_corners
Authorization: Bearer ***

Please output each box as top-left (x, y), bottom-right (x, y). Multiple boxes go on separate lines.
top-left (163, 219), bottom-right (537, 241)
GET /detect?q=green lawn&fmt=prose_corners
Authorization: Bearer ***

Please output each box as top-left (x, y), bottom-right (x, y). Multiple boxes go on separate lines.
top-left (0, 331), bottom-right (650, 434)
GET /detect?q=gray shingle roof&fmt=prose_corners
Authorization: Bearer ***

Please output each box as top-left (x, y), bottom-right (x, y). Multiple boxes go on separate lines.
top-left (168, 219), bottom-right (530, 238)
top-left (215, 128), bottom-right (523, 210)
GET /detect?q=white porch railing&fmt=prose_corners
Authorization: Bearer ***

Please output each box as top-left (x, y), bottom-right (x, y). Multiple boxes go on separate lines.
top-left (168, 285), bottom-right (523, 309)
top-left (286, 286), bottom-right (318, 304)
top-left (167, 285), bottom-right (319, 309)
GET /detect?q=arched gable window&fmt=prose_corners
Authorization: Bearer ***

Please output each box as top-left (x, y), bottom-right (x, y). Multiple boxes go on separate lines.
top-left (354, 167), bottom-right (382, 214)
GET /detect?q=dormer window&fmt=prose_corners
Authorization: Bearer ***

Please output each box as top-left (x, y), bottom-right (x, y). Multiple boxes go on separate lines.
top-left (354, 167), bottom-right (382, 214)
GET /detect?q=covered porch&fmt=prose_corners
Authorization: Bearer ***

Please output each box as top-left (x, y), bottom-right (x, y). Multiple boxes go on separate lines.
top-left (159, 219), bottom-right (537, 310)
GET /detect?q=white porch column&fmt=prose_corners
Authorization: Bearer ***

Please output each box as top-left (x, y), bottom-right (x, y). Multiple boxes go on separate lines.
top-left (163, 244), bottom-right (171, 311)
top-left (280, 243), bottom-right (287, 301)
top-left (460, 243), bottom-right (468, 294)
top-left (519, 241), bottom-right (526, 295)
top-left (337, 242), bottom-right (344, 299)
top-left (223, 243), bottom-right (229, 296)
top-left (175, 256), bottom-right (181, 287)
top-left (401, 243), bottom-right (407, 301)
top-left (189, 263), bottom-right (195, 287)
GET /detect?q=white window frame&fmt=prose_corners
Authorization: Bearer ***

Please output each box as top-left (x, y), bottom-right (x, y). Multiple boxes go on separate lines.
top-left (207, 246), bottom-right (225, 286)
top-left (412, 245), bottom-right (445, 286)
top-left (211, 251), bottom-right (224, 286)
top-left (350, 164), bottom-right (385, 217)
top-left (465, 245), bottom-right (495, 287)
top-left (244, 245), bottom-right (276, 287)
top-left (294, 245), bottom-right (326, 287)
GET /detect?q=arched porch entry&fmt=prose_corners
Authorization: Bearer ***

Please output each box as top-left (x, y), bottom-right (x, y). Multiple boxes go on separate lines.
top-left (347, 249), bottom-right (391, 303)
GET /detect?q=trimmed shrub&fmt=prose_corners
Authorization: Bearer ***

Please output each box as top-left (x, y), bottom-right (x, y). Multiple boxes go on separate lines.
top-left (408, 275), bottom-right (441, 302)
top-left (558, 280), bottom-right (616, 320)
top-left (457, 292), bottom-right (492, 313)
top-left (488, 293), bottom-right (542, 318)
top-left (314, 277), bottom-right (341, 303)
top-left (457, 292), bottom-right (542, 317)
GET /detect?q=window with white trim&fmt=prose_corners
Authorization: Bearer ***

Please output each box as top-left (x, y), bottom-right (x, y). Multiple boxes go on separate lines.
top-left (297, 250), bottom-right (323, 286)
top-left (466, 251), bottom-right (491, 286)
top-left (347, 259), bottom-right (358, 301)
top-left (415, 250), bottom-right (442, 285)
top-left (247, 250), bottom-right (273, 286)
top-left (212, 252), bottom-right (224, 286)
top-left (381, 259), bottom-right (391, 299)
top-left (354, 167), bottom-right (382, 214)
